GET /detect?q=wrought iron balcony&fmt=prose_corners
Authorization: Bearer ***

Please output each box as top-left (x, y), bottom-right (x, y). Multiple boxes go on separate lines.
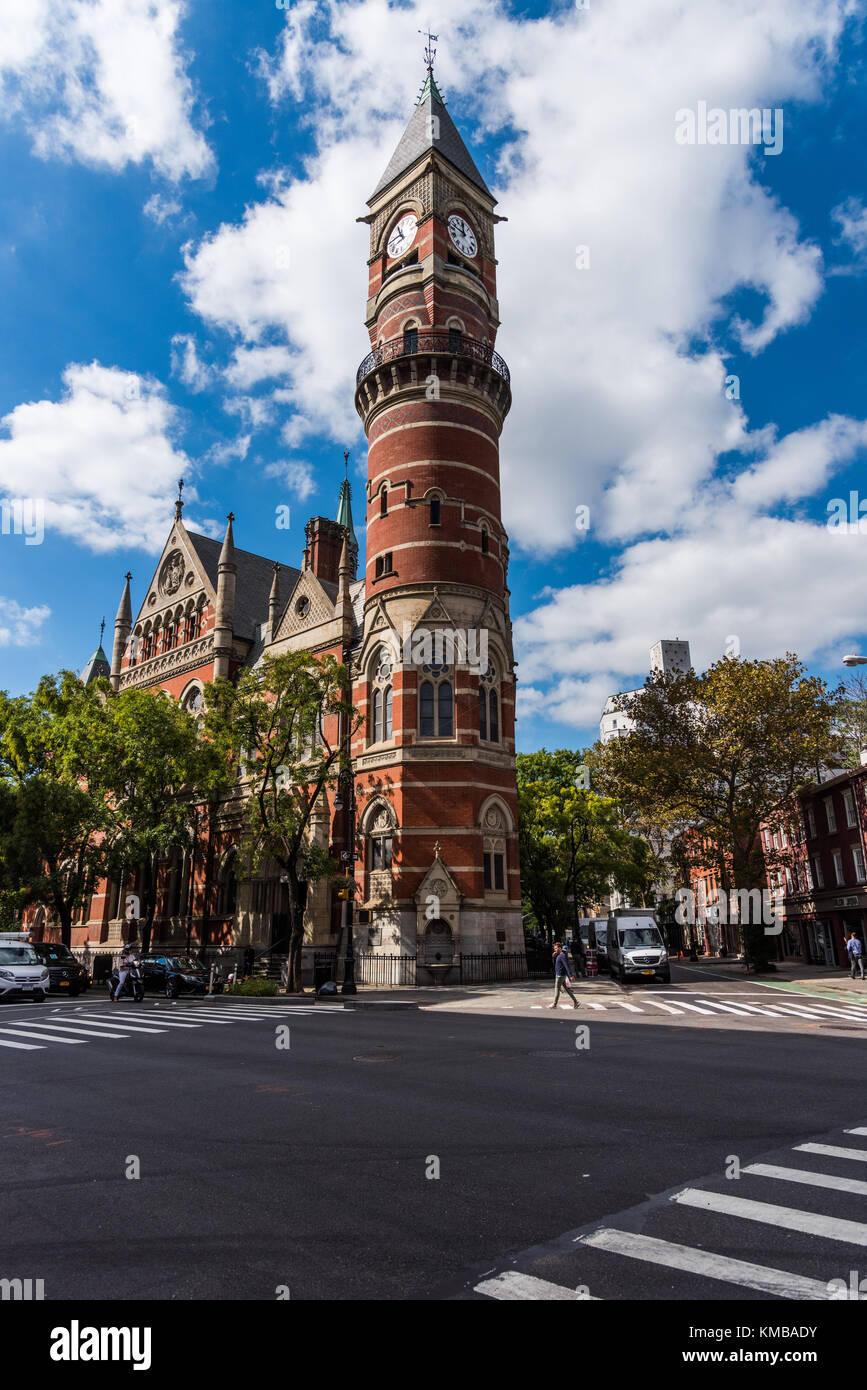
top-left (356, 331), bottom-right (510, 388)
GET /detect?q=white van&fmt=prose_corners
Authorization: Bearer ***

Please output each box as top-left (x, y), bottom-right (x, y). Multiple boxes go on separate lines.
top-left (607, 909), bottom-right (670, 984)
top-left (0, 935), bottom-right (51, 1001)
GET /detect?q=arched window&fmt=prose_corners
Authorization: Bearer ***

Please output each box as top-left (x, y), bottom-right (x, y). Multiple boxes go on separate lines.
top-left (479, 665), bottom-right (500, 744)
top-left (449, 326), bottom-right (462, 353)
top-left (187, 606), bottom-right (201, 641)
top-left (365, 804), bottom-right (396, 877)
top-left (380, 485), bottom-right (388, 517)
top-left (217, 852), bottom-right (238, 917)
top-left (164, 621), bottom-right (175, 651)
top-left (403, 322), bottom-right (418, 354)
top-left (181, 683), bottom-right (204, 716)
top-left (429, 496), bottom-right (441, 526)
top-left (481, 527), bottom-right (489, 554)
top-left (481, 802), bottom-right (510, 895)
top-left (419, 664), bottom-right (453, 738)
top-left (369, 647), bottom-right (393, 745)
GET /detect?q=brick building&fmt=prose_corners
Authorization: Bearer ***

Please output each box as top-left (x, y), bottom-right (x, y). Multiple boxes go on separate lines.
top-left (27, 65), bottom-right (522, 984)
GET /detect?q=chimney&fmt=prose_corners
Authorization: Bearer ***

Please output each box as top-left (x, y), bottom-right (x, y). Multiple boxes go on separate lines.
top-left (304, 516), bottom-right (345, 586)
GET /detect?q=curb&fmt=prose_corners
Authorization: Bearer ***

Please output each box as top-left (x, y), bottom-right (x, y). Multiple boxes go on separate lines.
top-left (346, 999), bottom-right (419, 1011)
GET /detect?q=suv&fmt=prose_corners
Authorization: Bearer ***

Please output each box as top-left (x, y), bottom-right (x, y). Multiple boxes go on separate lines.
top-left (31, 942), bottom-right (89, 996)
top-left (0, 937), bottom-right (51, 1001)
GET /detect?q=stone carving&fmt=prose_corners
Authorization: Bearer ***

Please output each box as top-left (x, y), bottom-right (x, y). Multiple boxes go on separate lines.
top-left (159, 550), bottom-right (186, 597)
top-left (484, 806), bottom-right (506, 831)
top-left (430, 877), bottom-right (448, 898)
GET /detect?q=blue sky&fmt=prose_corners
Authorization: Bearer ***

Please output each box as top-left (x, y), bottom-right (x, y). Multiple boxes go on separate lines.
top-left (1, 0), bottom-right (866, 753)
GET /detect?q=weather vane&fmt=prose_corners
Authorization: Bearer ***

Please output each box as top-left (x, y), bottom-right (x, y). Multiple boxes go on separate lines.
top-left (99, 617), bottom-right (105, 644)
top-left (419, 27), bottom-right (438, 75)
top-left (343, 449), bottom-right (350, 477)
top-left (175, 477), bottom-right (184, 520)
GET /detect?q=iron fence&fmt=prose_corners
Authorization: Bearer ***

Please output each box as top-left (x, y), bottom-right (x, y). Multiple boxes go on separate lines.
top-left (459, 952), bottom-right (529, 984)
top-left (356, 331), bottom-right (510, 387)
top-left (355, 953), bottom-right (417, 987)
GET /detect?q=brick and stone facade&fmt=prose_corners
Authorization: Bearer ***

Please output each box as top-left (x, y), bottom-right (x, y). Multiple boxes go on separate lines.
top-left (27, 71), bottom-right (523, 984)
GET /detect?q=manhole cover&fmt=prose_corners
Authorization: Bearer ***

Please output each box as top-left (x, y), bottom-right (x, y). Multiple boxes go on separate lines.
top-left (353, 1053), bottom-right (401, 1062)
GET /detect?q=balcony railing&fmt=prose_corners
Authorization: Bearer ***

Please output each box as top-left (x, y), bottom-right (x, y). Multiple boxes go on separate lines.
top-left (356, 332), bottom-right (510, 387)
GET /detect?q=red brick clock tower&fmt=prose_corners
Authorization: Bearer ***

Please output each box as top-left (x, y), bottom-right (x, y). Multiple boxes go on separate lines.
top-left (352, 59), bottom-right (521, 980)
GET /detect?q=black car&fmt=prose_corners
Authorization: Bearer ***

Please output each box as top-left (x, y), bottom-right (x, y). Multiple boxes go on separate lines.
top-left (139, 954), bottom-right (209, 998)
top-left (31, 942), bottom-right (89, 996)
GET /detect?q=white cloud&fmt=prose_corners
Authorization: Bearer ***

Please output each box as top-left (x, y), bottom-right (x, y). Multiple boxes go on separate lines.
top-left (170, 333), bottom-right (213, 392)
top-left (832, 196), bottom-right (867, 268)
top-left (144, 192), bottom-right (183, 225)
top-left (0, 0), bottom-right (213, 182)
top-left (0, 597), bottom-right (51, 647)
top-left (224, 345), bottom-right (296, 391)
top-left (0, 362), bottom-right (191, 552)
top-left (265, 459), bottom-right (317, 502)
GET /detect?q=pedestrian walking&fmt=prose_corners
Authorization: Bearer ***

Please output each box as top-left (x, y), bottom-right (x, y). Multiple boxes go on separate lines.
top-left (112, 942), bottom-right (141, 1001)
top-left (846, 931), bottom-right (865, 980)
top-left (547, 941), bottom-right (580, 1009)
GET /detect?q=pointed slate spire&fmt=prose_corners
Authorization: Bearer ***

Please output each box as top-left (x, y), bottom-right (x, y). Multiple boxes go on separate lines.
top-left (81, 617), bottom-right (111, 686)
top-left (110, 572), bottom-right (132, 691)
top-left (337, 450), bottom-right (359, 580)
top-left (214, 513), bottom-right (237, 679)
top-left (370, 70), bottom-right (492, 201)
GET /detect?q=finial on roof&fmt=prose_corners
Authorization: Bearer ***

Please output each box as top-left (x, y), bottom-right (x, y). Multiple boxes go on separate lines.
top-left (99, 616), bottom-right (105, 644)
top-left (175, 477), bottom-right (184, 520)
top-left (419, 26), bottom-right (438, 76)
top-left (343, 449), bottom-right (349, 479)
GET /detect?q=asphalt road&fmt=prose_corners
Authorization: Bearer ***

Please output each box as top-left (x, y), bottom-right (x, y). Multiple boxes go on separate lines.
top-left (2, 991), bottom-right (866, 1304)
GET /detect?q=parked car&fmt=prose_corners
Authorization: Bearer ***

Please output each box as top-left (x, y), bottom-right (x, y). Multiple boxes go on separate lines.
top-left (139, 953), bottom-right (209, 998)
top-left (31, 942), bottom-right (89, 996)
top-left (0, 936), bottom-right (50, 1002)
top-left (607, 909), bottom-right (670, 984)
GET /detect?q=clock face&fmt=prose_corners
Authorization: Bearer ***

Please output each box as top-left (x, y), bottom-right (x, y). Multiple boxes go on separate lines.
top-left (447, 214), bottom-right (478, 259)
top-left (387, 213), bottom-right (418, 259)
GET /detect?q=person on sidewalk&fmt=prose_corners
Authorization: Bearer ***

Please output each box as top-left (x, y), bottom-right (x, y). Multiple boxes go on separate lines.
top-left (547, 941), bottom-right (580, 1009)
top-left (846, 931), bottom-right (865, 980)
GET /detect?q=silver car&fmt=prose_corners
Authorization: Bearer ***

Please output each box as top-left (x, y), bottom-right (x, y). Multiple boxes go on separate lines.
top-left (0, 940), bottom-right (51, 1001)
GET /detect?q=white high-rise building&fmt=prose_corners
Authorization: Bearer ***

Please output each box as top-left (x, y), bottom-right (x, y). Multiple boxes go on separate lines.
top-left (599, 639), bottom-right (692, 744)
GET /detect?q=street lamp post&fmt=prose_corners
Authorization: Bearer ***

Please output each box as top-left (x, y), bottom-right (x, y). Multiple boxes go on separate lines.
top-left (334, 771), bottom-right (357, 995)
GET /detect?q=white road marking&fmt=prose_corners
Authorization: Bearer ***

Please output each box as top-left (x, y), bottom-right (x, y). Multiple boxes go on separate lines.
top-left (846, 1128), bottom-right (867, 1136)
top-left (693, 999), bottom-right (753, 1016)
top-left (0, 1037), bottom-right (43, 1050)
top-left (641, 999), bottom-right (682, 1014)
top-left (610, 1000), bottom-right (642, 1013)
top-left (673, 1188), bottom-right (867, 1244)
top-left (71, 1013), bottom-right (202, 1029)
top-left (0, 1026), bottom-right (87, 1044)
top-left (795, 1143), bottom-right (867, 1163)
top-left (718, 1000), bottom-right (787, 1018)
top-left (474, 1271), bottom-right (597, 1300)
top-left (579, 1227), bottom-right (836, 1300)
top-left (656, 999), bottom-right (716, 1015)
top-left (743, 1162), bottom-right (867, 1197)
top-left (14, 1020), bottom-right (167, 1037)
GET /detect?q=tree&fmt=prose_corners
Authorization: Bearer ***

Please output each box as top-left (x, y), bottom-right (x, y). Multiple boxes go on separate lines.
top-left (101, 685), bottom-right (222, 954)
top-left (203, 652), bottom-right (360, 993)
top-left (836, 673), bottom-right (867, 771)
top-left (0, 674), bottom-right (115, 945)
top-left (517, 749), bottom-right (658, 946)
top-left (596, 654), bottom-right (844, 971)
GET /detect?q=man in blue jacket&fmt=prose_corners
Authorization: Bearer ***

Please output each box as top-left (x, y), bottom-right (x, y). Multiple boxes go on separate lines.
top-left (547, 941), bottom-right (580, 1009)
top-left (846, 931), bottom-right (864, 980)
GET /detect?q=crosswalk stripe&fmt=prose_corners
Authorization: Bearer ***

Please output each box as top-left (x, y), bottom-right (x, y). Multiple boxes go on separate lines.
top-left (658, 999), bottom-right (715, 1015)
top-left (16, 1021), bottom-right (168, 1037)
top-left (773, 1002), bottom-right (867, 1023)
top-left (579, 1227), bottom-right (836, 1300)
top-left (71, 1013), bottom-right (202, 1029)
top-left (0, 1026), bottom-right (87, 1044)
top-left (719, 1000), bottom-right (786, 1018)
top-left (474, 1271), bottom-right (597, 1300)
top-left (846, 1128), bottom-right (867, 1136)
top-left (795, 1143), bottom-right (867, 1163)
top-left (743, 1162), bottom-right (867, 1197)
top-left (757, 1002), bottom-right (836, 1020)
top-left (0, 1037), bottom-right (43, 1050)
top-left (673, 1187), bottom-right (867, 1244)
top-left (581, 1001), bottom-right (606, 1011)
top-left (641, 999), bottom-right (682, 1014)
top-left (611, 1000), bottom-right (642, 1013)
top-left (693, 999), bottom-right (753, 1016)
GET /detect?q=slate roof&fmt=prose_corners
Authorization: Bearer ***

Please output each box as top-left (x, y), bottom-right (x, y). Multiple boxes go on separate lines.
top-left (80, 645), bottom-right (110, 685)
top-left (370, 73), bottom-right (492, 201)
top-left (186, 532), bottom-right (300, 643)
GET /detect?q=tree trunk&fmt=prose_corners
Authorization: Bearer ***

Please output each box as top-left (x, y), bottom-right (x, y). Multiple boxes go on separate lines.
top-left (284, 862), bottom-right (305, 993)
top-left (58, 901), bottom-right (72, 949)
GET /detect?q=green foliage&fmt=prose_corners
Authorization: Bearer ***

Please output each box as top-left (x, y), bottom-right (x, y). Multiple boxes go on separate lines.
top-left (516, 748), bottom-right (660, 941)
top-left (228, 977), bottom-right (278, 996)
top-left (202, 652), bottom-right (361, 991)
top-left (595, 654), bottom-right (843, 969)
